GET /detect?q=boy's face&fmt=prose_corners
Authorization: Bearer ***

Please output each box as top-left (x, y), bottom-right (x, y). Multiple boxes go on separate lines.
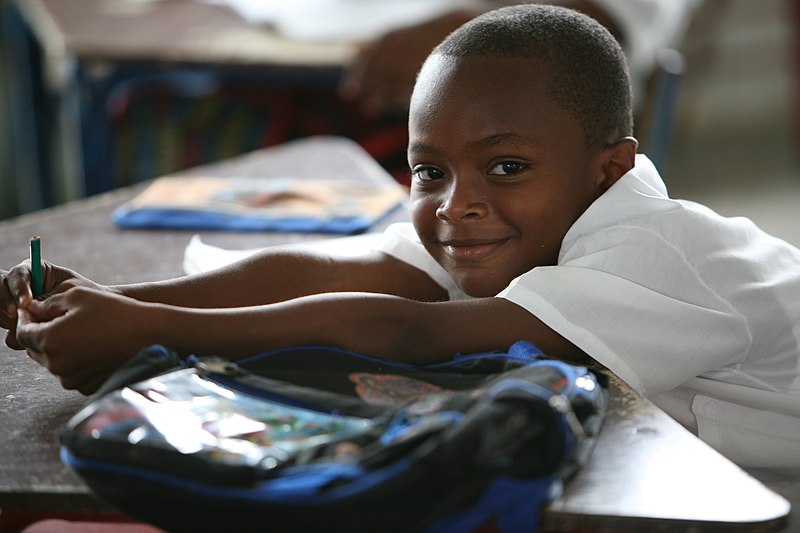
top-left (408, 54), bottom-right (612, 297)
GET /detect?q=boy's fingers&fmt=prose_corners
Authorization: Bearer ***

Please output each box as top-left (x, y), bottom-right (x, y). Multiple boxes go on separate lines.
top-left (58, 366), bottom-right (109, 396)
top-left (25, 295), bottom-right (69, 321)
top-left (16, 294), bottom-right (73, 352)
top-left (4, 329), bottom-right (24, 351)
top-left (5, 263), bottom-right (33, 307)
top-left (15, 307), bottom-right (41, 351)
top-left (1, 303), bottom-right (17, 330)
top-left (2, 270), bottom-right (18, 319)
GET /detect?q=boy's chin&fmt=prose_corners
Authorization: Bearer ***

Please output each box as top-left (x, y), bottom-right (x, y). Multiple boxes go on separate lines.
top-left (457, 279), bottom-right (508, 298)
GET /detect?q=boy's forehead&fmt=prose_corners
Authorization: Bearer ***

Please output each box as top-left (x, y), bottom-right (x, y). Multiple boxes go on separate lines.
top-left (409, 53), bottom-right (586, 153)
top-left (411, 54), bottom-right (557, 123)
top-left (413, 54), bottom-right (552, 102)
top-left (411, 55), bottom-right (460, 102)
top-left (418, 54), bottom-right (460, 76)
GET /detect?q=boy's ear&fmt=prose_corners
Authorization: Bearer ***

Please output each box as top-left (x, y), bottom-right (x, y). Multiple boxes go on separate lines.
top-left (596, 136), bottom-right (638, 193)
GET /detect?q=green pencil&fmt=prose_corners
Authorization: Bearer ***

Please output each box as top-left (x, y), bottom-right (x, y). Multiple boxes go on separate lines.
top-left (30, 236), bottom-right (43, 298)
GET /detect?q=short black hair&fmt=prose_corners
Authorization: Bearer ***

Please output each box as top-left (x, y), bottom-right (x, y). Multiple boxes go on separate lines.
top-left (433, 4), bottom-right (633, 147)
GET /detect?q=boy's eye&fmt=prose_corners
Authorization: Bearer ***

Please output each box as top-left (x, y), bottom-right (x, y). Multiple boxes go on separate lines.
top-left (411, 166), bottom-right (445, 182)
top-left (488, 161), bottom-right (528, 176)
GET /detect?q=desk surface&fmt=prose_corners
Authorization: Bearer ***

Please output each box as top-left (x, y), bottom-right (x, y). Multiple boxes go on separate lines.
top-left (17, 0), bottom-right (354, 69)
top-left (0, 137), bottom-right (791, 531)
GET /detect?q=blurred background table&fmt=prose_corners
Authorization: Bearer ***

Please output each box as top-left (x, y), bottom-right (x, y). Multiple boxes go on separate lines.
top-left (3, 0), bottom-right (358, 214)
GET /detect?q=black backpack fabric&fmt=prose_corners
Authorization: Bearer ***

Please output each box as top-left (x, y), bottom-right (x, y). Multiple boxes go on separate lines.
top-left (60, 341), bottom-right (608, 533)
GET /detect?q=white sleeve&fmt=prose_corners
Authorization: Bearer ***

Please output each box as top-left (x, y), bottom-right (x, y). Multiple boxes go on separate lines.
top-left (497, 227), bottom-right (752, 398)
top-left (372, 223), bottom-right (469, 301)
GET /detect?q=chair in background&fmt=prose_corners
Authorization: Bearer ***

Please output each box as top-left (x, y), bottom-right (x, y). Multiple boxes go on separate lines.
top-left (637, 48), bottom-right (688, 170)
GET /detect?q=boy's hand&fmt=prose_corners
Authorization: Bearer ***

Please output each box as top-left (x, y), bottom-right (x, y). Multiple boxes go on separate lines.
top-left (15, 287), bottom-right (148, 395)
top-left (2, 261), bottom-right (108, 349)
top-left (1, 267), bottom-right (27, 349)
top-left (2, 269), bottom-right (20, 348)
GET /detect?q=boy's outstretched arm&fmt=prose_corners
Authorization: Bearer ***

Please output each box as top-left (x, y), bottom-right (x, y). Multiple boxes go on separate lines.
top-left (3, 247), bottom-right (445, 356)
top-left (2, 245), bottom-right (447, 313)
top-left (115, 247), bottom-right (448, 307)
top-left (153, 292), bottom-right (586, 365)
top-left (16, 285), bottom-right (583, 394)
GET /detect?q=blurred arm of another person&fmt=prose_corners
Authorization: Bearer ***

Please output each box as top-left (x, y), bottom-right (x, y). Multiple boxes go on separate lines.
top-left (337, 0), bottom-right (699, 117)
top-left (337, 8), bottom-right (483, 118)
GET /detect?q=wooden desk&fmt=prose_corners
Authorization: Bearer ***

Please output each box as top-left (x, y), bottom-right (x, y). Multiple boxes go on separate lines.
top-left (0, 138), bottom-right (791, 532)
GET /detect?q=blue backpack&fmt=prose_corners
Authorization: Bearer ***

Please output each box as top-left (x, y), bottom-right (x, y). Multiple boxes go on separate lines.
top-left (60, 341), bottom-right (607, 532)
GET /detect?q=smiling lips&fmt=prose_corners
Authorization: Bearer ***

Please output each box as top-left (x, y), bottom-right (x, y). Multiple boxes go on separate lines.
top-left (440, 238), bottom-right (511, 261)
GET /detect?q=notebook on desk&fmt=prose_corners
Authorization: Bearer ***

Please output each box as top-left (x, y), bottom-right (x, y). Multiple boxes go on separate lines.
top-left (112, 174), bottom-right (407, 234)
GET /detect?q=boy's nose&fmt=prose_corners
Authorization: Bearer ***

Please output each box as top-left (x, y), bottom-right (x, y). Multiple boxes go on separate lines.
top-left (435, 175), bottom-right (489, 222)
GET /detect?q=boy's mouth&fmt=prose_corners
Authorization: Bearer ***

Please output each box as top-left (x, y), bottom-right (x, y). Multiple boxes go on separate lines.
top-left (439, 238), bottom-right (511, 262)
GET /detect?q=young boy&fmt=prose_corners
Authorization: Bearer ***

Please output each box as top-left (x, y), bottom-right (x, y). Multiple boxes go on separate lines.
top-left (1, 5), bottom-right (799, 472)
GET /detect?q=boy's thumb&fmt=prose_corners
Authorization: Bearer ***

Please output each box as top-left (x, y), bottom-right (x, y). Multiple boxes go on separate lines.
top-left (16, 307), bottom-right (36, 329)
top-left (25, 296), bottom-right (68, 322)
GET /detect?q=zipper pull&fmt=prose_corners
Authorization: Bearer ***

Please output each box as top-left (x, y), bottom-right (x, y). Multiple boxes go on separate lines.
top-left (194, 358), bottom-right (241, 376)
top-left (549, 394), bottom-right (586, 443)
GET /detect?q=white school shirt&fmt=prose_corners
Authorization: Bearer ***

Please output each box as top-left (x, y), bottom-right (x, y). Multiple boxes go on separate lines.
top-left (374, 155), bottom-right (800, 468)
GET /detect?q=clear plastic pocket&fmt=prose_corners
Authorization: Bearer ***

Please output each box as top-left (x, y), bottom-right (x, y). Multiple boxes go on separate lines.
top-left (68, 368), bottom-right (375, 470)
